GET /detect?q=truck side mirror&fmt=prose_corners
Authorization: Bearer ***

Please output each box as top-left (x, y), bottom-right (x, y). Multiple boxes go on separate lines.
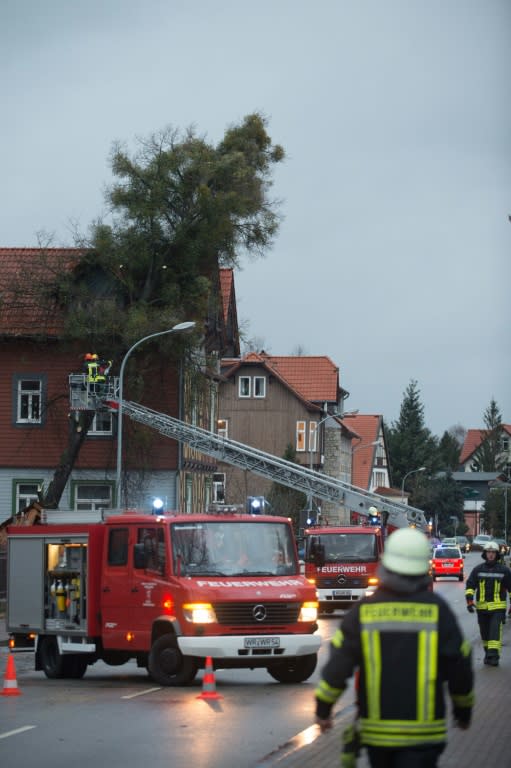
top-left (133, 543), bottom-right (147, 569)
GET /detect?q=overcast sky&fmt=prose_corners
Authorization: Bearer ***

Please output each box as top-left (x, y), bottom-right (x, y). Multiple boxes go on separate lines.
top-left (2, 1), bottom-right (510, 437)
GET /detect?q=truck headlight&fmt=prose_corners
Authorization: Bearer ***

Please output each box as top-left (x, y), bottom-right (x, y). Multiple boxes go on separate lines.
top-left (182, 603), bottom-right (217, 624)
top-left (298, 601), bottom-right (318, 622)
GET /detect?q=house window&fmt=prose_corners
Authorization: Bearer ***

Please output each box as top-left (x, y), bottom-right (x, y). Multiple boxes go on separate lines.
top-left (16, 377), bottom-right (43, 424)
top-left (213, 472), bottom-right (225, 502)
top-left (254, 376), bottom-right (266, 398)
top-left (309, 422), bottom-right (318, 452)
top-left (74, 483), bottom-right (112, 512)
top-left (185, 476), bottom-right (193, 514)
top-left (239, 377), bottom-right (251, 397)
top-left (374, 471), bottom-right (386, 488)
top-left (217, 419), bottom-right (228, 439)
top-left (90, 411), bottom-right (113, 435)
top-left (501, 436), bottom-right (509, 451)
top-left (296, 421), bottom-right (306, 452)
top-left (14, 481), bottom-right (41, 514)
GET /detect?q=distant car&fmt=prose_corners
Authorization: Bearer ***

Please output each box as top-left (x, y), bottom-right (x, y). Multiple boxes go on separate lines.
top-left (494, 539), bottom-right (510, 556)
top-left (454, 536), bottom-right (471, 553)
top-left (471, 534), bottom-right (493, 551)
top-left (431, 546), bottom-right (464, 581)
top-left (440, 537), bottom-right (457, 547)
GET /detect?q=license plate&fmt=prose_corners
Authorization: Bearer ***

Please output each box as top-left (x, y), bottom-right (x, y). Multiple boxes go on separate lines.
top-left (244, 637), bottom-right (280, 649)
top-left (333, 590), bottom-right (351, 598)
top-left (444, 563), bottom-right (453, 567)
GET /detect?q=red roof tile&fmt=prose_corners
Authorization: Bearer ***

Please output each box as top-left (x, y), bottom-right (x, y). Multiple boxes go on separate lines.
top-left (220, 353), bottom-right (343, 409)
top-left (261, 355), bottom-right (341, 403)
top-left (459, 425), bottom-right (511, 464)
top-left (0, 248), bottom-right (82, 337)
top-left (344, 414), bottom-right (383, 490)
top-left (219, 268), bottom-right (233, 323)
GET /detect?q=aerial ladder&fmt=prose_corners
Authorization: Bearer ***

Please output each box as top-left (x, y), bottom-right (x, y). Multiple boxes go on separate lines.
top-left (107, 397), bottom-right (429, 533)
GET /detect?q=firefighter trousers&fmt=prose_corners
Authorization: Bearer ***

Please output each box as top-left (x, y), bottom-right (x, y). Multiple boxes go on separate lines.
top-left (365, 745), bottom-right (445, 768)
top-left (477, 609), bottom-right (505, 657)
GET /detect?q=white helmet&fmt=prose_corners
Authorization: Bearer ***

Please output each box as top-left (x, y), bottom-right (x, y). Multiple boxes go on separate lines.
top-left (483, 541), bottom-right (499, 552)
top-left (382, 527), bottom-right (431, 576)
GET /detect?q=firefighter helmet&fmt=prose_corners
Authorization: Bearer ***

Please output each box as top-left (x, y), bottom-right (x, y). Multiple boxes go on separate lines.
top-left (84, 353), bottom-right (94, 360)
top-left (382, 527), bottom-right (431, 576)
top-left (91, 353), bottom-right (99, 360)
top-left (482, 540), bottom-right (501, 561)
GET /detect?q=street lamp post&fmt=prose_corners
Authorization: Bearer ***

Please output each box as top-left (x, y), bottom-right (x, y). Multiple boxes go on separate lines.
top-left (115, 321), bottom-right (196, 508)
top-left (401, 466), bottom-right (426, 501)
top-left (352, 440), bottom-right (380, 455)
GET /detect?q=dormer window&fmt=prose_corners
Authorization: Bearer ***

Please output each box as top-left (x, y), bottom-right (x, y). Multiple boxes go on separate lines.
top-left (238, 375), bottom-right (266, 399)
top-left (254, 376), bottom-right (266, 398)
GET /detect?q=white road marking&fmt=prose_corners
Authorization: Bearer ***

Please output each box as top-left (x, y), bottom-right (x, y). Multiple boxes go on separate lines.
top-left (121, 686), bottom-right (161, 699)
top-left (0, 725), bottom-right (37, 740)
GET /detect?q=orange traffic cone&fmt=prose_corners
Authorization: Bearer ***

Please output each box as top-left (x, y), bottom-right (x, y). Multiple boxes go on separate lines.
top-left (1, 653), bottom-right (21, 696)
top-left (196, 656), bottom-right (222, 700)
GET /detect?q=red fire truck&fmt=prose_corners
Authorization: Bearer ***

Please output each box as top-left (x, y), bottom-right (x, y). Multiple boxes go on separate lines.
top-left (303, 524), bottom-right (385, 613)
top-left (6, 507), bottom-right (320, 685)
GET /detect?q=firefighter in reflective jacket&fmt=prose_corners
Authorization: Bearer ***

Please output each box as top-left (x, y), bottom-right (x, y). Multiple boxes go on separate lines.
top-left (315, 528), bottom-right (474, 768)
top-left (465, 540), bottom-right (511, 667)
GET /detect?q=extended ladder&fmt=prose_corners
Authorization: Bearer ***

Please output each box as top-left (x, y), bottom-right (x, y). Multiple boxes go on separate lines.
top-left (113, 399), bottom-right (428, 532)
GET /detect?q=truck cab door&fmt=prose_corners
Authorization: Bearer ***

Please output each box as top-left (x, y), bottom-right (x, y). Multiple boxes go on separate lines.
top-left (100, 526), bottom-right (132, 649)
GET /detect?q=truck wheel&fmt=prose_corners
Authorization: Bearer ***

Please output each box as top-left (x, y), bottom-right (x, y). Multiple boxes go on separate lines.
top-left (40, 636), bottom-right (66, 679)
top-left (268, 653), bottom-right (317, 684)
top-left (63, 655), bottom-right (88, 679)
top-left (148, 635), bottom-right (197, 686)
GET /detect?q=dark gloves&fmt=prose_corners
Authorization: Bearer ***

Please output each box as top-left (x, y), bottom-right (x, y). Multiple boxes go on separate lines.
top-left (453, 707), bottom-right (472, 730)
top-left (466, 601), bottom-right (475, 614)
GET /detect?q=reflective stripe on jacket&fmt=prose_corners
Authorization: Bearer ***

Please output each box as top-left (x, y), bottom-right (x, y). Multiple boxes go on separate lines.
top-left (315, 588), bottom-right (473, 749)
top-left (465, 562), bottom-right (511, 611)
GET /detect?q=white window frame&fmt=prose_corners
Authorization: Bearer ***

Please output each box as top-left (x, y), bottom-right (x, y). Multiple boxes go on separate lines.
top-left (296, 421), bottom-right (306, 452)
top-left (74, 483), bottom-right (112, 512)
top-left (217, 419), bottom-right (228, 439)
top-left (14, 480), bottom-right (41, 514)
top-left (253, 376), bottom-right (266, 398)
top-left (17, 377), bottom-right (42, 424)
top-left (239, 376), bottom-right (251, 398)
top-left (213, 472), bottom-right (226, 503)
top-left (90, 410), bottom-right (113, 435)
top-left (309, 422), bottom-right (318, 452)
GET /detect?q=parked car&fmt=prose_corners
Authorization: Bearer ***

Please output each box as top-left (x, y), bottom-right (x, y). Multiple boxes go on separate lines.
top-left (494, 539), bottom-right (510, 556)
top-left (471, 534), bottom-right (493, 551)
top-left (431, 546), bottom-right (464, 581)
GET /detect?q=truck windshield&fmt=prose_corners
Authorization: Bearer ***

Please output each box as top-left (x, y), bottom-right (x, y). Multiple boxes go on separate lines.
top-left (306, 533), bottom-right (378, 562)
top-left (171, 521), bottom-right (297, 576)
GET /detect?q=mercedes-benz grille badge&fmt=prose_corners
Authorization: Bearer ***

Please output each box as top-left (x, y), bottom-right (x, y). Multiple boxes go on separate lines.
top-left (253, 604), bottom-right (267, 622)
top-left (336, 574), bottom-right (347, 585)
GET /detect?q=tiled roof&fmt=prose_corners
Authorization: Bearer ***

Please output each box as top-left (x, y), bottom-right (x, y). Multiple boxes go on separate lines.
top-left (459, 425), bottom-right (511, 464)
top-left (259, 354), bottom-right (341, 403)
top-left (0, 248), bottom-right (82, 337)
top-left (344, 413), bottom-right (383, 490)
top-left (219, 268), bottom-right (233, 323)
top-left (220, 352), bottom-right (343, 409)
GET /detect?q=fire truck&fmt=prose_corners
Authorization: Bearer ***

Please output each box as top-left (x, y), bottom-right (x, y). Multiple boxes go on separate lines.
top-left (6, 507), bottom-right (320, 686)
top-left (5, 383), bottom-right (429, 683)
top-left (303, 523), bottom-right (385, 613)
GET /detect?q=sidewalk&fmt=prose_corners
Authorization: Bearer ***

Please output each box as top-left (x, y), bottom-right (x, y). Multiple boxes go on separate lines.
top-left (257, 623), bottom-right (511, 767)
top-left (2, 614), bottom-right (510, 767)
